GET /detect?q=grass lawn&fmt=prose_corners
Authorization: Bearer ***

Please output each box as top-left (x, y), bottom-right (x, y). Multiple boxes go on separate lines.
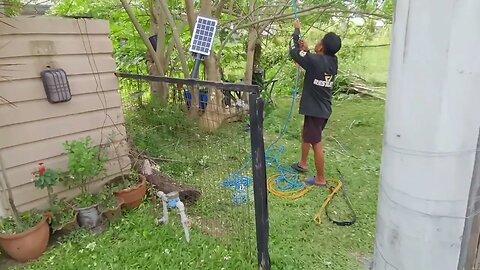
top-left (350, 46), bottom-right (390, 87)
top-left (12, 95), bottom-right (384, 270)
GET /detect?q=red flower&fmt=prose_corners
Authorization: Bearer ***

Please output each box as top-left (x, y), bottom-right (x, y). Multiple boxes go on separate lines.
top-left (44, 212), bottom-right (53, 219)
top-left (38, 167), bottom-right (46, 175)
top-left (38, 162), bottom-right (44, 166)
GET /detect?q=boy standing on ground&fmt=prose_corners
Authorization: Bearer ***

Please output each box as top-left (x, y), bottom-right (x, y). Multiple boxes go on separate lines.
top-left (289, 20), bottom-right (342, 186)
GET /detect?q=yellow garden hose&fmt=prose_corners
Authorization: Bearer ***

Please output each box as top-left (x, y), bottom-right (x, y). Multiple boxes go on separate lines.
top-left (314, 178), bottom-right (342, 225)
top-left (268, 172), bottom-right (356, 226)
top-left (267, 173), bottom-right (315, 200)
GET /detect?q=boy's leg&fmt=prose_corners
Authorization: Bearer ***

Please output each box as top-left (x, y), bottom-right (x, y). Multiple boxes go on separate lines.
top-left (298, 143), bottom-right (310, 169)
top-left (312, 142), bottom-right (326, 185)
top-left (301, 117), bottom-right (328, 185)
top-left (292, 116), bottom-right (310, 172)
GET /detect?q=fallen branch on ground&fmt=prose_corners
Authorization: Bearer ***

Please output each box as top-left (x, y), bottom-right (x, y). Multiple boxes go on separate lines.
top-left (129, 145), bottom-right (202, 205)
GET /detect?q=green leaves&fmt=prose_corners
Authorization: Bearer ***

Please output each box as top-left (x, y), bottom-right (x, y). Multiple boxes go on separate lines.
top-left (63, 136), bottom-right (107, 194)
top-left (73, 193), bottom-right (99, 208)
top-left (33, 167), bottom-right (60, 190)
top-left (0, 211), bottom-right (43, 235)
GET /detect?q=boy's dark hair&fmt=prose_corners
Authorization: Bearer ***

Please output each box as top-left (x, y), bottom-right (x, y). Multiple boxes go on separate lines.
top-left (321, 32), bottom-right (342, 56)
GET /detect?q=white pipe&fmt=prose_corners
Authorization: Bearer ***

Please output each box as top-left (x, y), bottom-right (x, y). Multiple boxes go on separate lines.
top-left (176, 201), bottom-right (190, 243)
top-left (156, 191), bottom-right (169, 225)
top-left (373, 1), bottom-right (480, 269)
top-left (155, 191), bottom-right (190, 242)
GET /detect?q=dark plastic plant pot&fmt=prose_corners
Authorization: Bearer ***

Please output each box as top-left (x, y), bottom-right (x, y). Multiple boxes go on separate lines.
top-left (0, 217), bottom-right (50, 262)
top-left (113, 174), bottom-right (147, 209)
top-left (74, 204), bottom-right (102, 228)
top-left (99, 197), bottom-right (124, 221)
top-left (53, 212), bottom-right (79, 235)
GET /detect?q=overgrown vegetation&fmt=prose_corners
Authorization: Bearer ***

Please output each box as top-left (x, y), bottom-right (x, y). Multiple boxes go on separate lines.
top-left (15, 95), bottom-right (384, 269)
top-left (2, 0), bottom-right (392, 268)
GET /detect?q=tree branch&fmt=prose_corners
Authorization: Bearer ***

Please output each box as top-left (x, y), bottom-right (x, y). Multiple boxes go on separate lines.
top-left (259, 0), bottom-right (290, 33)
top-left (243, 0), bottom-right (257, 85)
top-left (165, 22), bottom-right (187, 65)
top-left (214, 0), bottom-right (229, 18)
top-left (238, 4), bottom-right (391, 30)
top-left (158, 0), bottom-right (190, 78)
top-left (358, 43), bottom-right (390, 48)
top-left (120, 0), bottom-right (164, 75)
top-left (239, 2), bottom-right (336, 29)
top-left (216, 2), bottom-right (269, 58)
top-left (184, 0), bottom-right (195, 32)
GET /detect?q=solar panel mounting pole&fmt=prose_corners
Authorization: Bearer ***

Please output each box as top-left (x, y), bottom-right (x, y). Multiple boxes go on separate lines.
top-left (191, 53), bottom-right (204, 79)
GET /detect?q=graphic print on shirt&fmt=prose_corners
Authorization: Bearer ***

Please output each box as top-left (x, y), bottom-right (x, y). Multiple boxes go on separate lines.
top-left (313, 73), bottom-right (334, 88)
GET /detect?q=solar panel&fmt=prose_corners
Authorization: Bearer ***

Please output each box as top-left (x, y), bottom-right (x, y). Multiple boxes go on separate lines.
top-left (189, 16), bottom-right (218, 56)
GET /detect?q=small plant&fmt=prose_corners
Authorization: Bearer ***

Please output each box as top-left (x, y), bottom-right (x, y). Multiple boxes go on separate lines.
top-left (0, 211), bottom-right (43, 235)
top-left (72, 193), bottom-right (98, 209)
top-left (110, 173), bottom-right (140, 192)
top-left (107, 131), bottom-right (140, 191)
top-left (33, 162), bottom-right (61, 207)
top-left (46, 199), bottom-right (76, 230)
top-left (98, 187), bottom-right (118, 210)
top-left (63, 136), bottom-right (107, 195)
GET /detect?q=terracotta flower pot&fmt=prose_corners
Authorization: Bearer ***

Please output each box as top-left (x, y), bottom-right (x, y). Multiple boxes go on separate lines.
top-left (0, 217), bottom-right (50, 262)
top-left (53, 212), bottom-right (79, 234)
top-left (100, 197), bottom-right (124, 221)
top-left (113, 174), bottom-right (147, 209)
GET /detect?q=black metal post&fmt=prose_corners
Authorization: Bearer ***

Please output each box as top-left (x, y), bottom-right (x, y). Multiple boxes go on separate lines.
top-left (249, 93), bottom-right (270, 270)
top-left (191, 59), bottom-right (202, 79)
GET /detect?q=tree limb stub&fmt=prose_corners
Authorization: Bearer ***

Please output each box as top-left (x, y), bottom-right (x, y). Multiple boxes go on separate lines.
top-left (120, 0), bottom-right (164, 75)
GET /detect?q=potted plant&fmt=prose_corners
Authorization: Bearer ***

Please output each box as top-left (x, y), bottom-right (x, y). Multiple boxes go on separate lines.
top-left (63, 136), bottom-right (107, 228)
top-left (32, 162), bottom-right (78, 234)
top-left (107, 131), bottom-right (147, 209)
top-left (0, 158), bottom-right (50, 262)
top-left (98, 186), bottom-right (124, 221)
top-left (47, 199), bottom-right (78, 234)
top-left (0, 211), bottom-right (50, 262)
top-left (110, 173), bottom-right (147, 209)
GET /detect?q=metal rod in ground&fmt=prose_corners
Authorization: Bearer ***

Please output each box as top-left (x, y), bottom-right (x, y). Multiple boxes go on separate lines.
top-left (191, 59), bottom-right (201, 79)
top-left (249, 93), bottom-right (271, 270)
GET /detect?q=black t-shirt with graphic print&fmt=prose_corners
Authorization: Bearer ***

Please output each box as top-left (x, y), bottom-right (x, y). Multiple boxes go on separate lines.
top-left (289, 28), bottom-right (339, 119)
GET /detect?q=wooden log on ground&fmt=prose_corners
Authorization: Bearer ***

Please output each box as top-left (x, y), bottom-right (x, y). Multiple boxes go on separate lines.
top-left (129, 151), bottom-right (201, 206)
top-left (147, 169), bottom-right (201, 206)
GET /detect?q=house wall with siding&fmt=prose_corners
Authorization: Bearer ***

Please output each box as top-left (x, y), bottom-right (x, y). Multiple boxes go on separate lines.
top-left (0, 16), bottom-right (130, 215)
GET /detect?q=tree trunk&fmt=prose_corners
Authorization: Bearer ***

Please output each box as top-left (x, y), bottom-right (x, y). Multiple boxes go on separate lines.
top-left (244, 26), bottom-right (258, 85)
top-left (197, 0), bottom-right (229, 131)
top-left (200, 53), bottom-right (226, 130)
top-left (241, 0), bottom-right (258, 102)
top-left (121, 0), bottom-right (167, 102)
top-left (254, 40), bottom-right (262, 71)
top-left (148, 1), bottom-right (169, 101)
top-left (184, 0), bottom-right (196, 30)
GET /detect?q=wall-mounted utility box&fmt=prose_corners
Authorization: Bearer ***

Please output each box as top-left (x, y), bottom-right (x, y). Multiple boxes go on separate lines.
top-left (40, 68), bottom-right (72, 103)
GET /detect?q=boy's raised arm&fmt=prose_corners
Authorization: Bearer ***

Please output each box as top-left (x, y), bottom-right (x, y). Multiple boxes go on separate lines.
top-left (289, 22), bottom-right (313, 70)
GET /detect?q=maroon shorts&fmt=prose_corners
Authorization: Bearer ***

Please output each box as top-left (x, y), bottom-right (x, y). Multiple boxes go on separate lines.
top-left (302, 116), bottom-right (328, 145)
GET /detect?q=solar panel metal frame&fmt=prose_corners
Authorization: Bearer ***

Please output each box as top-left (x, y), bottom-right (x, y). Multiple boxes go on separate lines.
top-left (189, 16), bottom-right (218, 56)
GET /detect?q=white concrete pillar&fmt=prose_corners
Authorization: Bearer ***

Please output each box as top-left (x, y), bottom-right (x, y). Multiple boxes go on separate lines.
top-left (373, 1), bottom-right (480, 269)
